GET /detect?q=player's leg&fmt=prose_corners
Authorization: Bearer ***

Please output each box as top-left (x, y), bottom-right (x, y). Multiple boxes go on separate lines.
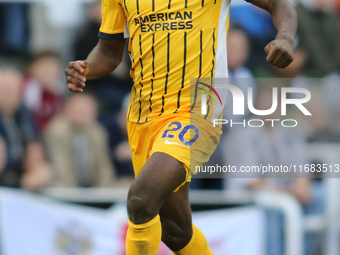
top-left (125, 152), bottom-right (187, 255)
top-left (160, 183), bottom-right (214, 255)
top-left (160, 183), bottom-right (192, 251)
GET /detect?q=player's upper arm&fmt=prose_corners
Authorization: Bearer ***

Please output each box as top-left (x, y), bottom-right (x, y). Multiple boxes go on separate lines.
top-left (99, 0), bottom-right (129, 40)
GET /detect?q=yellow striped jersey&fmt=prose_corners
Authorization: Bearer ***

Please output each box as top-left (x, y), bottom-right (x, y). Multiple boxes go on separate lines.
top-left (99, 0), bottom-right (231, 123)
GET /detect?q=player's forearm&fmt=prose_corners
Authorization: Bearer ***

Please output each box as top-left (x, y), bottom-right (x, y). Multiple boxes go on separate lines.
top-left (65, 38), bottom-right (125, 92)
top-left (267, 0), bottom-right (297, 46)
top-left (250, 0), bottom-right (296, 68)
top-left (85, 40), bottom-right (123, 80)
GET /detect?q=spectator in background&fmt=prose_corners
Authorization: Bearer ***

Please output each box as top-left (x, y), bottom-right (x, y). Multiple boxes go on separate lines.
top-left (100, 94), bottom-right (134, 178)
top-left (0, 3), bottom-right (30, 56)
top-left (296, 0), bottom-right (340, 76)
top-left (23, 51), bottom-right (65, 132)
top-left (44, 94), bottom-right (124, 187)
top-left (73, 0), bottom-right (132, 114)
top-left (223, 86), bottom-right (324, 255)
top-left (225, 25), bottom-right (256, 121)
top-left (336, 0), bottom-right (340, 14)
top-left (268, 45), bottom-right (340, 144)
top-left (0, 67), bottom-right (52, 189)
top-left (298, 86), bottom-right (340, 143)
top-left (74, 0), bottom-right (103, 62)
top-left (271, 45), bottom-right (311, 93)
top-left (228, 25), bottom-right (253, 79)
top-left (229, 1), bottom-right (277, 73)
top-left (0, 137), bottom-right (7, 183)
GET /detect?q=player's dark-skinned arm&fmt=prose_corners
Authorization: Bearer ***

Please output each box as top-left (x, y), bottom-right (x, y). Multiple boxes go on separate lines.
top-left (250, 0), bottom-right (297, 68)
top-left (65, 38), bottom-right (126, 93)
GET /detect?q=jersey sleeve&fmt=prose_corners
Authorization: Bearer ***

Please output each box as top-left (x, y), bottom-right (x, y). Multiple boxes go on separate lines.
top-left (99, 0), bottom-right (127, 39)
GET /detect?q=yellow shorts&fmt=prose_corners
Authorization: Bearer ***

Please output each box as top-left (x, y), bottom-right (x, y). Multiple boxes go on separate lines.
top-left (127, 112), bottom-right (222, 190)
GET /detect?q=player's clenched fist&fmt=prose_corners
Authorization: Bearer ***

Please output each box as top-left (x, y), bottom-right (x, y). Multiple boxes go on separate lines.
top-left (64, 60), bottom-right (89, 93)
top-left (264, 39), bottom-right (294, 69)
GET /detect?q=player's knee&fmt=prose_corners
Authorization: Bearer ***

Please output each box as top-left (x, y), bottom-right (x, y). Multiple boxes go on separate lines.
top-left (127, 187), bottom-right (158, 224)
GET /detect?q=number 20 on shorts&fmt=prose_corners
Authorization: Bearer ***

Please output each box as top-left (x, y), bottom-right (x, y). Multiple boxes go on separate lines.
top-left (161, 122), bottom-right (200, 146)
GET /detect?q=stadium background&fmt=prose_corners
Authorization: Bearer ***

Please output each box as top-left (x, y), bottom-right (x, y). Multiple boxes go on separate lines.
top-left (0, 0), bottom-right (339, 254)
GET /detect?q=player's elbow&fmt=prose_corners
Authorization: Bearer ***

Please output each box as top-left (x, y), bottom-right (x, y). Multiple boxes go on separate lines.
top-left (108, 55), bottom-right (123, 73)
top-left (98, 39), bottom-right (125, 70)
top-left (105, 51), bottom-right (124, 73)
top-left (266, 0), bottom-right (278, 13)
top-left (114, 54), bottom-right (123, 67)
top-left (267, 0), bottom-right (295, 14)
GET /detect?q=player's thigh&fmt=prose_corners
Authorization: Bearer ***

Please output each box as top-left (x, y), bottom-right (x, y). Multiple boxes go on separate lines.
top-left (151, 113), bottom-right (221, 176)
top-left (160, 183), bottom-right (192, 249)
top-left (128, 152), bottom-right (187, 210)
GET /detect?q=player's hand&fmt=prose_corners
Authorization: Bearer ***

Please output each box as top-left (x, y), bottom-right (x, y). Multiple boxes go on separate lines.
top-left (264, 39), bottom-right (294, 69)
top-left (65, 60), bottom-right (89, 93)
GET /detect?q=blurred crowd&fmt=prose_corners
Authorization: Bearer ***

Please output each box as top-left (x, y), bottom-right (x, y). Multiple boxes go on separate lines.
top-left (0, 0), bottom-right (339, 254)
top-left (0, 0), bottom-right (134, 189)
